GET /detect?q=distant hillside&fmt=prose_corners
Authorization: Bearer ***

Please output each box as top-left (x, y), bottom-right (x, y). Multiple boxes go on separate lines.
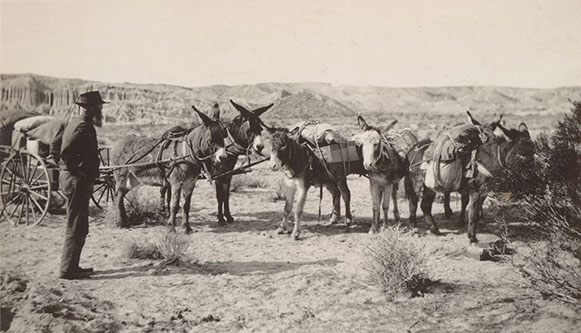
top-left (1, 73), bottom-right (579, 125)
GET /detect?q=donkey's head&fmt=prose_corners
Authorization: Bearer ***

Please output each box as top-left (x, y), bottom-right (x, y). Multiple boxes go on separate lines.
top-left (267, 128), bottom-right (293, 172)
top-left (466, 111), bottom-right (534, 169)
top-left (229, 100), bottom-right (274, 154)
top-left (353, 115), bottom-right (398, 170)
top-left (191, 106), bottom-right (228, 163)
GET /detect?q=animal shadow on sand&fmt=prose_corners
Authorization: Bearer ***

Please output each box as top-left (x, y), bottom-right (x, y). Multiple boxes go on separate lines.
top-left (89, 259), bottom-right (340, 280)
top-left (405, 211), bottom-right (500, 237)
top-left (209, 210), bottom-right (369, 236)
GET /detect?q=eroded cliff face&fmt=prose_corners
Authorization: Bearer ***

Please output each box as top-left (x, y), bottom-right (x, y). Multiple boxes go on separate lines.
top-left (0, 75), bottom-right (202, 124)
top-left (2, 74), bottom-right (579, 126)
top-left (0, 74), bottom-right (359, 124)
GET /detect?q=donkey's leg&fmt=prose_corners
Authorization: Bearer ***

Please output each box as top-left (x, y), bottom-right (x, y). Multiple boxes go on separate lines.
top-left (369, 181), bottom-right (382, 234)
top-left (420, 185), bottom-right (441, 235)
top-left (443, 191), bottom-right (453, 218)
top-left (292, 180), bottom-right (309, 240)
top-left (115, 187), bottom-right (129, 228)
top-left (467, 191), bottom-right (482, 243)
top-left (165, 186), bottom-right (172, 216)
top-left (159, 184), bottom-right (167, 213)
top-left (167, 184), bottom-right (181, 233)
top-left (458, 186), bottom-right (470, 226)
top-left (404, 175), bottom-right (419, 227)
top-left (278, 181), bottom-right (296, 234)
top-left (223, 176), bottom-right (234, 224)
top-left (478, 194), bottom-right (487, 222)
top-left (337, 179), bottom-right (353, 226)
top-left (181, 179), bottom-right (197, 234)
top-left (391, 182), bottom-right (400, 223)
top-left (215, 179), bottom-right (226, 226)
top-left (382, 184), bottom-right (393, 229)
top-left (324, 183), bottom-right (341, 224)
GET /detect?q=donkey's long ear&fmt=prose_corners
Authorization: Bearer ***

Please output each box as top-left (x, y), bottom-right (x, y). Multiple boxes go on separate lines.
top-left (466, 111), bottom-right (482, 126)
top-left (518, 122), bottom-right (530, 137)
top-left (253, 103), bottom-right (274, 116)
top-left (380, 119), bottom-right (398, 133)
top-left (230, 100), bottom-right (252, 118)
top-left (495, 123), bottom-right (514, 141)
top-left (192, 106), bottom-right (212, 126)
top-left (211, 103), bottom-right (220, 121)
top-left (261, 121), bottom-right (276, 135)
top-left (357, 115), bottom-right (370, 131)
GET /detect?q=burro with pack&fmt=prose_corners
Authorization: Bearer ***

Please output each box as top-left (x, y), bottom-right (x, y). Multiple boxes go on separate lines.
top-left (423, 123), bottom-right (485, 192)
top-left (289, 121), bottom-right (364, 179)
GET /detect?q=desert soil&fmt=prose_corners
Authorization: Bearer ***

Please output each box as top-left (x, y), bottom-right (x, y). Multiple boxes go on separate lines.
top-left (1, 164), bottom-right (580, 332)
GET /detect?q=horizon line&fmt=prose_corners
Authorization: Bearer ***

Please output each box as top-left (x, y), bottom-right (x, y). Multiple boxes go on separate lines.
top-left (1, 72), bottom-right (580, 91)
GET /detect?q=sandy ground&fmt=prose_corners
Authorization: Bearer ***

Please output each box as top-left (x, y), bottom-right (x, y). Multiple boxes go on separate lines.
top-left (1, 164), bottom-right (580, 332)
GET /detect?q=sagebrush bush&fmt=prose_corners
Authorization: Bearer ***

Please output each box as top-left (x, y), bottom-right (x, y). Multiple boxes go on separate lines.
top-left (122, 239), bottom-right (163, 260)
top-left (107, 187), bottom-right (163, 227)
top-left (364, 226), bottom-right (430, 298)
top-left (123, 232), bottom-right (191, 264)
top-left (155, 232), bottom-right (191, 263)
top-left (230, 174), bottom-right (268, 192)
top-left (499, 100), bottom-right (581, 304)
top-left (269, 178), bottom-right (287, 202)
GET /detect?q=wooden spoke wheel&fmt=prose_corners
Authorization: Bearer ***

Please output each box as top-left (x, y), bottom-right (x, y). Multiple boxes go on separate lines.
top-left (91, 147), bottom-right (116, 209)
top-left (0, 150), bottom-right (51, 226)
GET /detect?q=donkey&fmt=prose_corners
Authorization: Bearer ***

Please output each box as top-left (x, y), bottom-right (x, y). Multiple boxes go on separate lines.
top-left (110, 107), bottom-right (228, 233)
top-left (267, 128), bottom-right (365, 240)
top-left (405, 112), bottom-right (533, 242)
top-left (352, 116), bottom-right (406, 233)
top-left (158, 125), bottom-right (189, 214)
top-left (209, 100), bottom-right (273, 225)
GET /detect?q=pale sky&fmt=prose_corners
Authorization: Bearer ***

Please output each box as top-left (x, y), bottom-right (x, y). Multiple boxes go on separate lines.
top-left (1, 0), bottom-right (580, 88)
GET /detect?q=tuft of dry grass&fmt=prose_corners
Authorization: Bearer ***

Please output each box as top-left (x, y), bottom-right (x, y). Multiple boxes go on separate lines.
top-left (269, 178), bottom-right (287, 202)
top-left (122, 232), bottom-right (191, 265)
top-left (230, 174), bottom-right (269, 192)
top-left (122, 239), bottom-right (163, 260)
top-left (106, 187), bottom-right (164, 227)
top-left (155, 232), bottom-right (191, 264)
top-left (364, 226), bottom-right (431, 298)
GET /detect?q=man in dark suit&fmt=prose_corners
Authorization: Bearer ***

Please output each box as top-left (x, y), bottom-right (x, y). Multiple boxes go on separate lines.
top-left (59, 91), bottom-right (106, 280)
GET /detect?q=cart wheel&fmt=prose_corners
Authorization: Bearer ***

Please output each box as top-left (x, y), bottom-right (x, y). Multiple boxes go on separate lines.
top-left (91, 173), bottom-right (116, 209)
top-left (91, 147), bottom-right (116, 209)
top-left (0, 150), bottom-right (51, 226)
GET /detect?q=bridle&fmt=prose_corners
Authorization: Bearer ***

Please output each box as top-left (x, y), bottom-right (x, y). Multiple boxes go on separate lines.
top-left (276, 135), bottom-right (310, 178)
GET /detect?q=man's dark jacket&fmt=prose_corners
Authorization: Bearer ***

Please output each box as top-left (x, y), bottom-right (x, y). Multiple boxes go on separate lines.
top-left (60, 117), bottom-right (99, 179)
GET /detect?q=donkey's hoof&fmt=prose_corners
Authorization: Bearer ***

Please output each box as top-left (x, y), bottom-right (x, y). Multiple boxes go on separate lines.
top-left (217, 218), bottom-right (226, 226)
top-left (469, 237), bottom-right (479, 244)
top-left (276, 227), bottom-right (289, 235)
top-left (329, 215), bottom-right (340, 225)
top-left (183, 227), bottom-right (193, 235)
top-left (344, 216), bottom-right (354, 227)
top-left (226, 216), bottom-right (235, 224)
top-left (368, 228), bottom-right (379, 235)
top-left (292, 231), bottom-right (301, 240)
top-left (429, 228), bottom-right (443, 236)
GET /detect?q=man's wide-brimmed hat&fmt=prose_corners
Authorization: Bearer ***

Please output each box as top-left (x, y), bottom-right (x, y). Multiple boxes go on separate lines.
top-left (75, 91), bottom-right (108, 108)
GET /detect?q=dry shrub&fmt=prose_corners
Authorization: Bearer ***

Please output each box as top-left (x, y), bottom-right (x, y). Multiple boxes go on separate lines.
top-left (156, 232), bottom-right (191, 264)
top-left (269, 178), bottom-right (287, 202)
top-left (122, 239), bottom-right (163, 260)
top-left (364, 226), bottom-right (430, 298)
top-left (230, 173), bottom-right (268, 192)
top-left (500, 101), bottom-right (581, 304)
top-left (122, 233), bottom-right (191, 264)
top-left (509, 200), bottom-right (581, 304)
top-left (106, 187), bottom-right (163, 227)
